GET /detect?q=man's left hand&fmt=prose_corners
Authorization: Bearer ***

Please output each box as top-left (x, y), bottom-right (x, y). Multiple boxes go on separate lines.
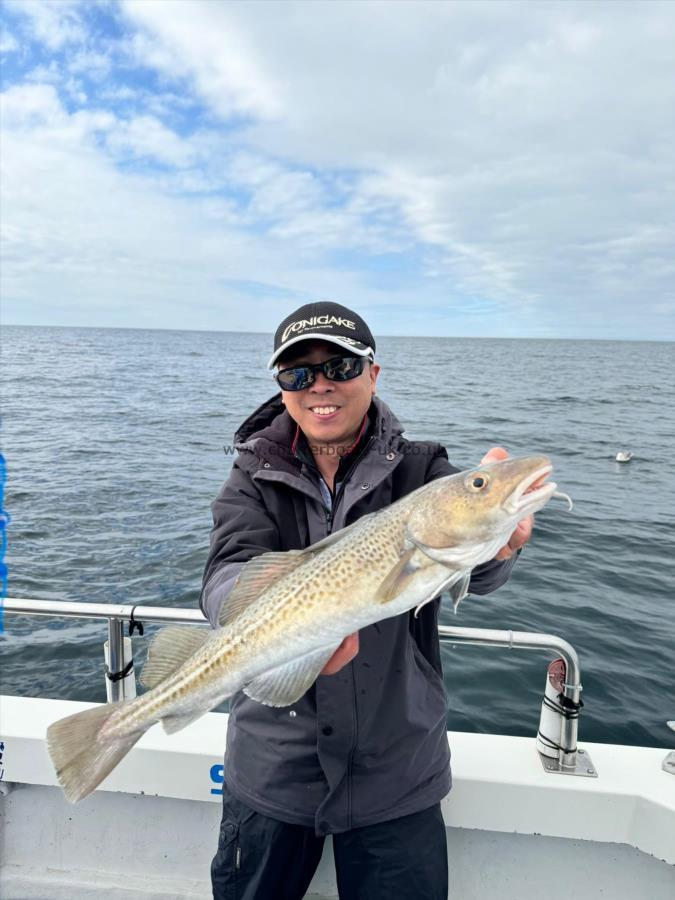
top-left (480, 446), bottom-right (534, 560)
top-left (320, 632), bottom-right (359, 675)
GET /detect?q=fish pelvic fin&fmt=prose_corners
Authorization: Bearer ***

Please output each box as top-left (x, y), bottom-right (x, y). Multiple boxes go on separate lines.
top-left (447, 571), bottom-right (471, 614)
top-left (47, 702), bottom-right (143, 804)
top-left (140, 625), bottom-right (210, 690)
top-left (409, 570), bottom-right (472, 619)
top-left (244, 645), bottom-right (339, 707)
top-left (219, 551), bottom-right (310, 627)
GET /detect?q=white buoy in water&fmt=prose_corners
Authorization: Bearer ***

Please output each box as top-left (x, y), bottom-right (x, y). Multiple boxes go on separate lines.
top-left (667, 721), bottom-right (675, 732)
top-left (615, 450), bottom-right (633, 463)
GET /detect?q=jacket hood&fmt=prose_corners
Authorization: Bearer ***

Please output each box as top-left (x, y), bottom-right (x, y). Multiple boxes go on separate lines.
top-left (233, 393), bottom-right (406, 466)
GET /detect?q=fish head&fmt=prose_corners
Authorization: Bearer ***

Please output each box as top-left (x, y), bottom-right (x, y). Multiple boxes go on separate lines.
top-left (405, 456), bottom-right (556, 567)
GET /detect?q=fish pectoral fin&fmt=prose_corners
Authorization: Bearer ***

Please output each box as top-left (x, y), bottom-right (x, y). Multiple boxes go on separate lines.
top-left (243, 645), bottom-right (339, 707)
top-left (161, 709), bottom-right (207, 735)
top-left (447, 571), bottom-right (471, 614)
top-left (405, 531), bottom-right (455, 565)
top-left (140, 625), bottom-right (210, 690)
top-left (374, 547), bottom-right (419, 604)
top-left (219, 551), bottom-right (309, 627)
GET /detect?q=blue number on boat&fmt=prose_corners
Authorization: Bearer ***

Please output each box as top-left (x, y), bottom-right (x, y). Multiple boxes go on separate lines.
top-left (210, 763), bottom-right (224, 795)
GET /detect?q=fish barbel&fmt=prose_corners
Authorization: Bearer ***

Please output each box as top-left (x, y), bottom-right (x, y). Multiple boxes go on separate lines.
top-left (47, 455), bottom-right (567, 803)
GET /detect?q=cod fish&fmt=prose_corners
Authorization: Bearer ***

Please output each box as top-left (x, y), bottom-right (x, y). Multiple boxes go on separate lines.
top-left (48, 455), bottom-right (569, 803)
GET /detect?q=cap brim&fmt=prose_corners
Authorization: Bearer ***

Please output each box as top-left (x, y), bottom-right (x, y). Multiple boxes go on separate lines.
top-left (268, 334), bottom-right (373, 369)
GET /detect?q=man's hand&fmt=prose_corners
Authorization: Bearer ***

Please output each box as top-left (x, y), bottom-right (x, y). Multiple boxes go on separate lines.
top-left (480, 446), bottom-right (534, 560)
top-left (320, 632), bottom-right (359, 675)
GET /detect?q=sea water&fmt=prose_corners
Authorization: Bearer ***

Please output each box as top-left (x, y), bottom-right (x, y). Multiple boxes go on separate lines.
top-left (2, 326), bottom-right (674, 748)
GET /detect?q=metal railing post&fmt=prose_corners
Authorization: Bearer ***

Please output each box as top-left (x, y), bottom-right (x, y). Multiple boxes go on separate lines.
top-left (106, 617), bottom-right (129, 702)
top-left (558, 644), bottom-right (582, 771)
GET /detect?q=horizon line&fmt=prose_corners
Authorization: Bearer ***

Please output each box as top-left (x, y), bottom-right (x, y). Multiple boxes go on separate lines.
top-left (3, 322), bottom-right (673, 344)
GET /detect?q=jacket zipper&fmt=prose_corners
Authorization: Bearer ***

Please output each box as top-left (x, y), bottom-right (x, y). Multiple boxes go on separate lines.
top-left (325, 435), bottom-right (375, 536)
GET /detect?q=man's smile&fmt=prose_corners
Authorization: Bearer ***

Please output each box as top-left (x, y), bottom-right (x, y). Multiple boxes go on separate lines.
top-left (308, 405), bottom-right (341, 418)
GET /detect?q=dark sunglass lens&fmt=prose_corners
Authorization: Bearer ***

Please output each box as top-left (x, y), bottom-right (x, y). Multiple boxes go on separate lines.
top-left (324, 357), bottom-right (363, 381)
top-left (277, 366), bottom-right (313, 391)
top-left (349, 358), bottom-right (365, 378)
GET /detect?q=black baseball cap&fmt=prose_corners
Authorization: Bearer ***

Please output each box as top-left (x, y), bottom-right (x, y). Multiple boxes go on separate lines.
top-left (268, 301), bottom-right (376, 369)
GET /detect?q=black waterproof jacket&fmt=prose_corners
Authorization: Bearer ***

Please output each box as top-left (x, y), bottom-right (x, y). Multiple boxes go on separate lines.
top-left (200, 394), bottom-right (516, 836)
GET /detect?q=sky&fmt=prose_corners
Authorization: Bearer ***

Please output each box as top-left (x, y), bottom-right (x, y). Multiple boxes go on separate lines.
top-left (1, 0), bottom-right (674, 340)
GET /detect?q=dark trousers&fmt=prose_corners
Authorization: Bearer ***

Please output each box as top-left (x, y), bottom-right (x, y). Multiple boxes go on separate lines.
top-left (212, 784), bottom-right (448, 900)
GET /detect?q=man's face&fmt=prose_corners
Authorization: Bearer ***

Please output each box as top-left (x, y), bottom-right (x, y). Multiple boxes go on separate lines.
top-left (278, 340), bottom-right (380, 448)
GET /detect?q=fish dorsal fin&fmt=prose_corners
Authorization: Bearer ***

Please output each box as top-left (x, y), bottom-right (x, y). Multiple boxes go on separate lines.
top-left (218, 550), bottom-right (309, 628)
top-left (375, 547), bottom-right (419, 604)
top-left (140, 625), bottom-right (210, 690)
top-left (243, 644), bottom-right (340, 707)
top-left (218, 517), bottom-right (374, 629)
top-left (304, 511), bottom-right (377, 554)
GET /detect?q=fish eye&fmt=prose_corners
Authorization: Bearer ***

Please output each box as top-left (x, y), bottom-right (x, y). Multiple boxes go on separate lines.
top-left (469, 474), bottom-right (489, 490)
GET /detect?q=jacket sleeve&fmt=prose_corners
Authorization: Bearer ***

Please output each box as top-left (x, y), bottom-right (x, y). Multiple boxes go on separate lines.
top-left (199, 456), bottom-right (281, 628)
top-left (424, 446), bottom-right (518, 596)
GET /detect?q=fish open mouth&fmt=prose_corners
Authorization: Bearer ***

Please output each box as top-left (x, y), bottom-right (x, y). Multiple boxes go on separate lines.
top-left (509, 464), bottom-right (557, 513)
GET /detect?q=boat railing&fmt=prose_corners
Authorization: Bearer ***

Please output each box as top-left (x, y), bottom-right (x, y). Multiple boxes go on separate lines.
top-left (2, 596), bottom-right (594, 777)
top-left (437, 626), bottom-right (588, 774)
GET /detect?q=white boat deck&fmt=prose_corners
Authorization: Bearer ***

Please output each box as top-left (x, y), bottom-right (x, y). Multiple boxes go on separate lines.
top-left (1, 695), bottom-right (674, 899)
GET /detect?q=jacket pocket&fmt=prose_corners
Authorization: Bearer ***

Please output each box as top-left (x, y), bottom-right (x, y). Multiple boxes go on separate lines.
top-left (409, 633), bottom-right (446, 701)
top-left (218, 816), bottom-right (240, 852)
top-left (211, 815), bottom-right (241, 898)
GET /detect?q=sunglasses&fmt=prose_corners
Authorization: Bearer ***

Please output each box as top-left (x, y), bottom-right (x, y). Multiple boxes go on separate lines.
top-left (275, 355), bottom-right (368, 392)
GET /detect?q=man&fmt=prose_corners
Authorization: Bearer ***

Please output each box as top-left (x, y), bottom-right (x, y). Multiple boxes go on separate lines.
top-left (200, 301), bottom-right (532, 900)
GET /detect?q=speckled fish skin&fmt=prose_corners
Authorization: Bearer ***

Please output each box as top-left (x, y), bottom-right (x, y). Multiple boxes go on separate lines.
top-left (47, 455), bottom-right (559, 802)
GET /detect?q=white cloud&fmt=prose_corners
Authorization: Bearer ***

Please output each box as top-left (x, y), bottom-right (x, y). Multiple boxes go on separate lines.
top-left (122, 1), bottom-right (283, 120)
top-left (1, 82), bottom-right (64, 128)
top-left (0, 28), bottom-right (19, 54)
top-left (6, 0), bottom-right (85, 50)
top-left (106, 114), bottom-right (197, 168)
top-left (67, 49), bottom-right (113, 81)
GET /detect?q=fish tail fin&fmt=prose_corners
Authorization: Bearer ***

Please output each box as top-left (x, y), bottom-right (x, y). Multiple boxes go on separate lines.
top-left (47, 702), bottom-right (144, 804)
